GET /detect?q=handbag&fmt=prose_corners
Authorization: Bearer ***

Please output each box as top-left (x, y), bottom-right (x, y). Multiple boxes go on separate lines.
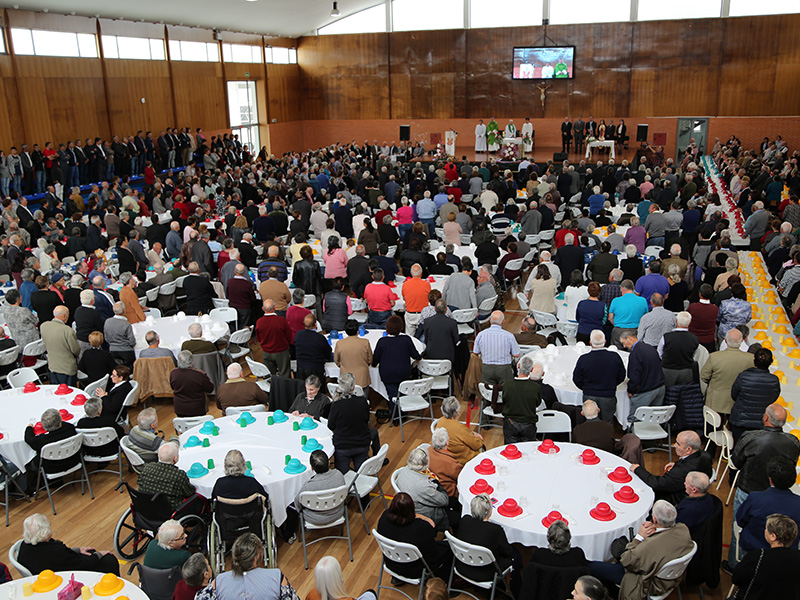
top-left (733, 549), bottom-right (764, 600)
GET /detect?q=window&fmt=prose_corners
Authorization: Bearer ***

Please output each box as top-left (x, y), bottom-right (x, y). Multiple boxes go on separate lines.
top-left (264, 46), bottom-right (272, 63)
top-left (289, 47), bottom-right (297, 64)
top-left (222, 43), bottom-right (263, 63)
top-left (638, 0), bottom-right (719, 20)
top-left (470, 0), bottom-right (543, 27)
top-left (272, 46), bottom-right (290, 64)
top-left (319, 3), bottom-right (387, 35)
top-left (102, 35), bottom-right (165, 60)
top-left (11, 28), bottom-right (97, 58)
top-left (549, 0), bottom-right (629, 24)
top-left (729, 0), bottom-right (800, 15)
top-left (168, 40), bottom-right (219, 62)
top-left (392, 0), bottom-right (464, 31)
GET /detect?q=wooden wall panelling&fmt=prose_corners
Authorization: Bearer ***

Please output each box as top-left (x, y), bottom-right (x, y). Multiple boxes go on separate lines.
top-left (104, 60), bottom-right (175, 134)
top-left (267, 64), bottom-right (303, 124)
top-left (171, 62), bottom-right (227, 131)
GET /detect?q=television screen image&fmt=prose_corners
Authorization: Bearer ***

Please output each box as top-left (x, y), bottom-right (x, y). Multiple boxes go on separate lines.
top-left (512, 46), bottom-right (574, 80)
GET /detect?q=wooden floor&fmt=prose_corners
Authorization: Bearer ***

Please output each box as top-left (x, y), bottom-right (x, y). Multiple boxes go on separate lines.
top-left (0, 296), bottom-right (733, 599)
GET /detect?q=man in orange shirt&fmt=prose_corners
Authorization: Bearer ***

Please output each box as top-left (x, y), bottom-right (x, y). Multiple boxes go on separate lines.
top-left (362, 268), bottom-right (397, 329)
top-left (402, 263), bottom-right (431, 337)
top-left (119, 272), bottom-right (146, 324)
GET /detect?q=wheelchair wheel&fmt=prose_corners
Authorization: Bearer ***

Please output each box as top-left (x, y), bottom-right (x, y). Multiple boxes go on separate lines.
top-left (114, 508), bottom-right (151, 559)
top-left (179, 514), bottom-right (208, 555)
top-left (265, 512), bottom-right (277, 569)
top-left (207, 520), bottom-right (225, 576)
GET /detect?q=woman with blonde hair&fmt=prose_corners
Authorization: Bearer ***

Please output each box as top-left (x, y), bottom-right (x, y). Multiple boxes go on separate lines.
top-left (306, 556), bottom-right (375, 600)
top-left (663, 263), bottom-right (688, 312)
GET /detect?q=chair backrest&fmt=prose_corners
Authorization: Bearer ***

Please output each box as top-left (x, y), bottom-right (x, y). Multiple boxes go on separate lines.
top-left (158, 280), bottom-right (177, 296)
top-left (62, 255), bottom-right (77, 264)
top-left (212, 298), bottom-right (230, 308)
top-left (9, 540), bottom-right (32, 578)
top-left (452, 308), bottom-right (478, 323)
top-left (122, 380), bottom-right (140, 408)
top-left (22, 339), bottom-right (46, 357)
top-left (418, 359), bottom-right (452, 377)
top-left (303, 294), bottom-right (316, 308)
top-left (390, 469), bottom-right (402, 493)
top-left (539, 230), bottom-right (555, 241)
top-left (298, 484), bottom-right (348, 513)
top-left (522, 250), bottom-right (537, 262)
top-left (173, 415), bottom-right (214, 435)
top-left (40, 433), bottom-right (84, 462)
top-left (703, 406), bottom-right (721, 438)
top-left (245, 356), bottom-right (271, 379)
top-left (349, 298), bottom-right (367, 311)
top-left (174, 276), bottom-right (188, 288)
top-left (477, 383), bottom-right (501, 403)
top-left (85, 374), bottom-right (110, 398)
top-left (720, 429), bottom-right (735, 462)
top-left (354, 444), bottom-right (389, 480)
top-left (210, 307), bottom-right (238, 323)
top-left (645, 246), bottom-right (663, 257)
top-left (504, 259), bottom-right (525, 271)
top-left (398, 377), bottom-right (434, 396)
top-left (0, 345), bottom-right (19, 367)
top-left (536, 410), bottom-right (572, 434)
top-left (531, 310), bottom-right (557, 326)
top-left (225, 405), bottom-right (267, 416)
top-left (633, 405), bottom-right (676, 425)
top-left (138, 295), bottom-right (148, 307)
top-left (372, 529), bottom-right (424, 564)
top-left (7, 367), bottom-right (40, 388)
top-left (120, 436), bottom-right (146, 468)
top-left (654, 542), bottom-right (697, 581)
top-left (229, 327), bottom-right (253, 345)
top-left (145, 308), bottom-right (163, 319)
top-left (132, 563), bottom-right (181, 600)
top-left (212, 494), bottom-right (267, 544)
top-left (146, 286), bottom-right (161, 302)
top-left (517, 345), bottom-right (539, 357)
top-left (386, 245), bottom-right (397, 258)
top-left (444, 531), bottom-right (498, 570)
top-left (516, 292), bottom-right (529, 311)
top-left (76, 427), bottom-right (119, 449)
top-left (478, 295), bottom-right (498, 312)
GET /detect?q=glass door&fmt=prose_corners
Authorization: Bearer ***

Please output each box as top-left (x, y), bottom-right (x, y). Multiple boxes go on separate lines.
top-left (676, 118), bottom-right (708, 161)
top-left (227, 81), bottom-right (260, 154)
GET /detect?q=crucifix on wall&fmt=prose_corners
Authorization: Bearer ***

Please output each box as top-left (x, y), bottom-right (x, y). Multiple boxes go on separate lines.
top-left (535, 83), bottom-right (552, 110)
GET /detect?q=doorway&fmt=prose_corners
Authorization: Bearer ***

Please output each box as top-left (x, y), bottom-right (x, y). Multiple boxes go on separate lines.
top-left (676, 118), bottom-right (709, 161)
top-left (227, 80), bottom-right (260, 154)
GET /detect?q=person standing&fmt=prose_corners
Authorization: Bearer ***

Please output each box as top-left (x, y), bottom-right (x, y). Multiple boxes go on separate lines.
top-left (472, 311), bottom-right (520, 385)
top-left (474, 120), bottom-right (487, 153)
top-left (40, 305), bottom-right (80, 385)
top-left (573, 330), bottom-right (626, 423)
top-left (619, 330), bottom-right (666, 426)
top-left (521, 118), bottom-right (534, 155)
top-left (573, 116), bottom-right (586, 154)
top-left (500, 357), bottom-right (541, 443)
top-left (561, 117), bottom-right (572, 153)
top-left (254, 299), bottom-right (292, 378)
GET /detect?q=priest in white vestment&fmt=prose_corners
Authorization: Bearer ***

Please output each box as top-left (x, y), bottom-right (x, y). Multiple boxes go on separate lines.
top-left (504, 120), bottom-right (517, 141)
top-left (521, 118), bottom-right (534, 154)
top-left (474, 120), bottom-right (487, 152)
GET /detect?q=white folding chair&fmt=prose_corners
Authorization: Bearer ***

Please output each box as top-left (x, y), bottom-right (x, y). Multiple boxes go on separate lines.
top-left (297, 485), bottom-right (353, 569)
top-left (76, 427), bottom-right (123, 489)
top-left (349, 298), bottom-right (369, 323)
top-left (145, 286), bottom-right (161, 305)
top-left (138, 295), bottom-right (148, 307)
top-left (119, 435), bottom-right (146, 475)
top-left (394, 377), bottom-right (435, 442)
top-left (117, 380), bottom-right (140, 431)
top-left (173, 415), bottom-right (214, 435)
top-left (501, 258), bottom-right (525, 292)
top-left (0, 455), bottom-right (30, 526)
top-left (372, 530), bottom-right (436, 600)
top-left (212, 298), bottom-right (230, 308)
top-left (715, 429), bottom-right (740, 506)
top-left (536, 409), bottom-right (572, 441)
top-left (418, 359), bottom-right (452, 400)
top-left (225, 405), bottom-right (267, 417)
top-left (452, 308), bottom-right (478, 337)
top-left (477, 383), bottom-right (504, 430)
top-left (61, 256), bottom-right (77, 265)
top-left (7, 367), bottom-right (40, 389)
top-left (34, 433), bottom-right (93, 515)
top-left (8, 540), bottom-right (32, 577)
top-left (84, 374), bottom-right (110, 398)
top-left (144, 308), bottom-right (162, 319)
top-left (343, 444), bottom-right (389, 533)
top-left (538, 230), bottom-right (555, 248)
top-left (631, 405), bottom-right (676, 461)
top-left (327, 383), bottom-right (365, 398)
top-left (702, 407), bottom-right (727, 452)
top-left (303, 294), bottom-right (317, 308)
top-left (648, 542), bottom-right (698, 600)
top-left (530, 310), bottom-right (558, 337)
top-left (21, 340), bottom-right (47, 373)
top-left (225, 327), bottom-right (253, 363)
top-left (245, 356), bottom-right (271, 393)
top-left (209, 307), bottom-right (238, 328)
top-left (0, 345), bottom-right (19, 386)
top-left (444, 531), bottom-right (514, 600)
top-left (386, 245), bottom-right (397, 258)
top-left (516, 292), bottom-right (530, 313)
top-left (477, 296), bottom-right (498, 323)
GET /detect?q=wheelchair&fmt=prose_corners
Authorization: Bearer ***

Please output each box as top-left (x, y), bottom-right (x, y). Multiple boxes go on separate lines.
top-left (207, 493), bottom-right (276, 575)
top-left (113, 483), bottom-right (210, 559)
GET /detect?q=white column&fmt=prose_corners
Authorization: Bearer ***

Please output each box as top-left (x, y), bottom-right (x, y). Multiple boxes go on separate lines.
top-left (630, 0), bottom-right (639, 22)
top-left (464, 0), bottom-right (471, 28)
top-left (386, 0), bottom-right (393, 32)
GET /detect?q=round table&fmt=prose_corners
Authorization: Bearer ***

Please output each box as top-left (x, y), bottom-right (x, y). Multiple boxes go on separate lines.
top-left (131, 314), bottom-right (230, 358)
top-left (176, 412), bottom-right (333, 526)
top-left (0, 571), bottom-right (147, 600)
top-left (324, 330), bottom-right (425, 400)
top-left (457, 442), bottom-right (654, 561)
top-left (522, 345), bottom-right (631, 425)
top-left (0, 385), bottom-right (87, 473)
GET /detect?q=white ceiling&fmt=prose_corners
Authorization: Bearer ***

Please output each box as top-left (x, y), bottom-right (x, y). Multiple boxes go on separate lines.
top-left (0, 0), bottom-right (383, 38)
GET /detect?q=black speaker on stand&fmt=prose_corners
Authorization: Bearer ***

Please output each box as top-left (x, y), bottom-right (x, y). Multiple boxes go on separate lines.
top-left (399, 125), bottom-right (410, 142)
top-left (636, 124), bottom-right (649, 143)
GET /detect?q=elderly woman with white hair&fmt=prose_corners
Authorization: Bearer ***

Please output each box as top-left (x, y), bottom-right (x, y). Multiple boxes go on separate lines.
top-left (435, 396), bottom-right (483, 465)
top-left (620, 244), bottom-right (644, 283)
top-left (394, 447), bottom-right (458, 532)
top-left (18, 513), bottom-right (119, 575)
top-left (211, 449), bottom-right (267, 501)
top-left (170, 350), bottom-right (214, 418)
top-left (143, 519), bottom-right (191, 569)
top-left (309, 556), bottom-right (376, 600)
top-left (24, 408), bottom-right (79, 475)
top-left (327, 372), bottom-right (372, 474)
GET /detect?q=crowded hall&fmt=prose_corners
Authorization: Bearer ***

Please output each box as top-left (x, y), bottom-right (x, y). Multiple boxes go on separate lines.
top-left (1, 1), bottom-right (800, 600)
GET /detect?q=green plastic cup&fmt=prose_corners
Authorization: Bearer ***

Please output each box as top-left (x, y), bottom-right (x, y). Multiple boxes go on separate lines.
top-left (207, 458), bottom-right (215, 469)
top-left (267, 416), bottom-right (274, 425)
top-left (301, 435), bottom-right (308, 445)
top-left (292, 422), bottom-right (300, 431)
top-left (285, 454), bottom-right (291, 465)
top-left (240, 419), bottom-right (247, 428)
top-left (202, 438), bottom-right (210, 447)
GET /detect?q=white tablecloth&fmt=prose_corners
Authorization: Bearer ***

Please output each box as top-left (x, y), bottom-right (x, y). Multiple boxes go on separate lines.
top-left (0, 385), bottom-right (87, 472)
top-left (131, 314), bottom-right (230, 357)
top-left (522, 345), bottom-right (631, 425)
top-left (585, 140), bottom-right (616, 159)
top-left (176, 412), bottom-right (333, 526)
top-left (0, 571), bottom-right (148, 600)
top-left (457, 442), bottom-right (654, 560)
top-left (324, 331), bottom-right (425, 400)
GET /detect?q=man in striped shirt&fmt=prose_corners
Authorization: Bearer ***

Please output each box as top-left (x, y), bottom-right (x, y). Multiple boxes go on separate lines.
top-left (473, 311), bottom-right (520, 385)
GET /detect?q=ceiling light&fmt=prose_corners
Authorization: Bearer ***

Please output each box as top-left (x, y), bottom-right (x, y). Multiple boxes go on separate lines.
top-left (331, 2), bottom-right (340, 17)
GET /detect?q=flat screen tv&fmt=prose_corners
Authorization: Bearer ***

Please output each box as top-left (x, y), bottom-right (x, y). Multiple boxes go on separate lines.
top-left (512, 46), bottom-right (575, 80)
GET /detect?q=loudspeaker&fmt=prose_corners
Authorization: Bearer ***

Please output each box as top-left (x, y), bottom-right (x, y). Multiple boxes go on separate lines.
top-left (636, 124), bottom-right (649, 143)
top-left (553, 152), bottom-right (568, 162)
top-left (399, 125), bottom-right (410, 142)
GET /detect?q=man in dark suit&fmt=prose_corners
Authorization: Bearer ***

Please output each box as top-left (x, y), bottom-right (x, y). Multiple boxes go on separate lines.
top-left (92, 278), bottom-right (116, 321)
top-left (16, 197), bottom-right (34, 228)
top-left (573, 116), bottom-right (586, 153)
top-left (560, 117), bottom-right (572, 153)
top-left (236, 234), bottom-right (258, 269)
top-left (20, 144), bottom-right (34, 195)
top-left (631, 430), bottom-right (713, 505)
top-left (553, 234), bottom-right (585, 288)
top-left (157, 132), bottom-right (169, 171)
top-left (116, 237), bottom-right (138, 276)
top-left (421, 299), bottom-right (459, 363)
top-left (182, 262), bottom-right (215, 315)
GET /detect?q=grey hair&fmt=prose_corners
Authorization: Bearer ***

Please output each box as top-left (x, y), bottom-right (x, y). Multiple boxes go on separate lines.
top-left (158, 441), bottom-right (179, 464)
top-left (84, 396), bottom-right (102, 418)
top-left (41, 408), bottom-right (61, 432)
top-left (137, 407), bottom-right (158, 429)
top-left (188, 323), bottom-right (203, 338)
top-left (610, 268), bottom-right (623, 282)
top-left (625, 244), bottom-right (637, 258)
top-left (23, 514), bottom-right (52, 545)
top-left (407, 447), bottom-right (429, 471)
top-left (652, 499), bottom-right (677, 528)
top-left (113, 301), bottom-right (125, 316)
top-left (157, 519), bottom-right (184, 549)
top-left (518, 356), bottom-right (534, 376)
top-left (582, 399), bottom-right (599, 418)
top-left (21, 268), bottom-right (34, 281)
top-left (224, 449), bottom-right (247, 476)
top-left (547, 520), bottom-right (572, 554)
top-left (470, 493), bottom-right (492, 521)
top-left (333, 372), bottom-right (355, 401)
top-left (441, 396), bottom-right (460, 420)
top-left (181, 553), bottom-right (210, 587)
top-left (292, 288), bottom-right (306, 304)
top-left (119, 272), bottom-right (133, 285)
top-left (177, 350), bottom-right (193, 369)
top-left (79, 289), bottom-right (95, 305)
top-left (313, 556), bottom-right (349, 600)
top-left (530, 361), bottom-right (544, 380)
top-left (676, 311), bottom-right (692, 328)
top-left (431, 427), bottom-right (449, 450)
top-left (685, 471), bottom-right (710, 494)
top-left (145, 331), bottom-right (160, 346)
top-left (589, 329), bottom-right (605, 348)
top-left (725, 257), bottom-right (738, 271)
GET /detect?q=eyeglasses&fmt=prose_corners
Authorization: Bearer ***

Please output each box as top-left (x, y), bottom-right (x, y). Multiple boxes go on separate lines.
top-left (172, 533), bottom-right (187, 542)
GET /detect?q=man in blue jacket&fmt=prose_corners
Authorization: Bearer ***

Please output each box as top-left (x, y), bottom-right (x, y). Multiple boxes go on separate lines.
top-left (572, 329), bottom-right (626, 423)
top-left (619, 329), bottom-right (665, 426)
